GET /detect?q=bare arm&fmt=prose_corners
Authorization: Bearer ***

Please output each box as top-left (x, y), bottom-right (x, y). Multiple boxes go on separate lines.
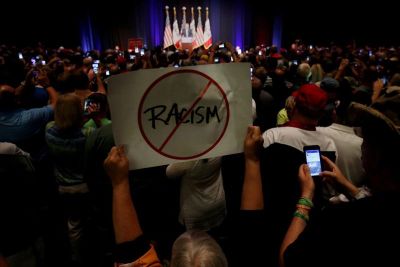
top-left (104, 146), bottom-right (142, 244)
top-left (46, 86), bottom-right (58, 108)
top-left (166, 161), bottom-right (193, 178)
top-left (96, 74), bottom-right (107, 95)
top-left (279, 164), bottom-right (315, 267)
top-left (334, 58), bottom-right (349, 81)
top-left (320, 155), bottom-right (360, 197)
top-left (241, 126), bottom-right (264, 210)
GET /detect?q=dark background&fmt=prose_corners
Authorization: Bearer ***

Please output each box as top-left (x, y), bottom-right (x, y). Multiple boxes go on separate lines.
top-left (1, 1), bottom-right (398, 49)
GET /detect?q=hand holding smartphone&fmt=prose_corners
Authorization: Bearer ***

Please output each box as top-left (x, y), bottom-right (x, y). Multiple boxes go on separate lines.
top-left (83, 99), bottom-right (101, 115)
top-left (303, 145), bottom-right (322, 177)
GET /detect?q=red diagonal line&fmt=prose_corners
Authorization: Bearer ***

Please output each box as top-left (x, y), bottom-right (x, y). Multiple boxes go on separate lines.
top-left (159, 80), bottom-right (213, 152)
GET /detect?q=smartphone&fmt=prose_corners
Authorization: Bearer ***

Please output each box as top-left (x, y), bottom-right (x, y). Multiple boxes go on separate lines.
top-left (214, 58), bottom-right (219, 63)
top-left (93, 60), bottom-right (100, 74)
top-left (140, 49), bottom-right (145, 56)
top-left (41, 60), bottom-right (46, 65)
top-left (303, 145), bottom-right (322, 177)
top-left (105, 70), bottom-right (110, 76)
top-left (83, 99), bottom-right (100, 115)
top-left (18, 53), bottom-right (23, 60)
top-left (130, 55), bottom-right (135, 60)
top-left (83, 99), bottom-right (92, 115)
top-left (218, 43), bottom-right (225, 48)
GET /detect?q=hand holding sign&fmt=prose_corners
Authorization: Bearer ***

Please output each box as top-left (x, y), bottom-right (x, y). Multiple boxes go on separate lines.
top-left (107, 63), bottom-right (252, 170)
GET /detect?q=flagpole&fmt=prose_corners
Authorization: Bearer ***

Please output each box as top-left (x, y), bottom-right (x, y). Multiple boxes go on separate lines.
top-left (165, 5), bottom-right (169, 17)
top-left (182, 6), bottom-right (187, 36)
top-left (173, 6), bottom-right (177, 22)
top-left (182, 6), bottom-right (187, 20)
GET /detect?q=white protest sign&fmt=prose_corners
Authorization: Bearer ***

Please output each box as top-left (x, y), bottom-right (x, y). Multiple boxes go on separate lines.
top-left (107, 63), bottom-right (252, 170)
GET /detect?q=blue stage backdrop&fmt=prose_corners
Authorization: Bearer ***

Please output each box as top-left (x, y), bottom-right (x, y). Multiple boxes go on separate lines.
top-left (79, 0), bottom-right (282, 51)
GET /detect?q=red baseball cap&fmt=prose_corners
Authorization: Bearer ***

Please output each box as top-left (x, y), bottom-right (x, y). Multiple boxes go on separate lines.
top-left (292, 84), bottom-right (328, 117)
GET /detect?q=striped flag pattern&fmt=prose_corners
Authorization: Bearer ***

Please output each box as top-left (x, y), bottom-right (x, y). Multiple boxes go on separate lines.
top-left (172, 7), bottom-right (182, 50)
top-left (203, 10), bottom-right (212, 49)
top-left (189, 11), bottom-right (196, 48)
top-left (163, 7), bottom-right (173, 49)
top-left (193, 7), bottom-right (204, 49)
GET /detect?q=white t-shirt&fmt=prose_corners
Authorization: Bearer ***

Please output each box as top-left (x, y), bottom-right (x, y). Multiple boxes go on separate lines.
top-left (166, 157), bottom-right (226, 230)
top-left (317, 123), bottom-right (366, 186)
top-left (262, 126), bottom-right (337, 153)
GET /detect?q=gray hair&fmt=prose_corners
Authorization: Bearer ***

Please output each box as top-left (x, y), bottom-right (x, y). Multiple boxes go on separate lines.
top-left (170, 230), bottom-right (228, 267)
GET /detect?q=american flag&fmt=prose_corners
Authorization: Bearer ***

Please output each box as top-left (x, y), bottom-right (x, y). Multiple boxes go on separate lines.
top-left (193, 7), bottom-right (204, 49)
top-left (172, 7), bottom-right (182, 49)
top-left (189, 15), bottom-right (196, 48)
top-left (163, 7), bottom-right (173, 49)
top-left (203, 8), bottom-right (212, 49)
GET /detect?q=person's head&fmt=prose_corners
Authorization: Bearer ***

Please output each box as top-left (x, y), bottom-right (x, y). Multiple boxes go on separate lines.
top-left (319, 77), bottom-right (339, 102)
top-left (297, 63), bottom-right (311, 83)
top-left (310, 63), bottom-right (324, 84)
top-left (285, 95), bottom-right (296, 119)
top-left (170, 230), bottom-right (228, 267)
top-left (318, 77), bottom-right (340, 126)
top-left (0, 84), bottom-right (16, 111)
top-left (292, 84), bottom-right (328, 121)
top-left (55, 93), bottom-right (83, 130)
top-left (349, 94), bottom-right (400, 193)
top-left (66, 70), bottom-right (90, 92)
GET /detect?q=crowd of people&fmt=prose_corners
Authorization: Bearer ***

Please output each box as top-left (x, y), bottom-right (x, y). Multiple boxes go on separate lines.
top-left (1, 39), bottom-right (400, 267)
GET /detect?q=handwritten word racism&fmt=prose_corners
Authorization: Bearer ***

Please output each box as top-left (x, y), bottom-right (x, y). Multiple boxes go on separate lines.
top-left (144, 103), bottom-right (221, 129)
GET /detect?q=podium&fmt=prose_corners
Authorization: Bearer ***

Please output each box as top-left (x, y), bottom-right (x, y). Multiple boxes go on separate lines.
top-left (181, 37), bottom-right (194, 52)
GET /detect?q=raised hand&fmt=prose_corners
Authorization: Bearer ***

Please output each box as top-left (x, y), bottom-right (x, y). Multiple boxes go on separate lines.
top-left (104, 146), bottom-right (130, 188)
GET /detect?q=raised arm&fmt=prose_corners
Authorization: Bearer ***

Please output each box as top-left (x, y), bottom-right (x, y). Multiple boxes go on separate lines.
top-left (241, 126), bottom-right (264, 210)
top-left (104, 146), bottom-right (141, 244)
top-left (104, 146), bottom-right (161, 266)
top-left (279, 164), bottom-right (315, 267)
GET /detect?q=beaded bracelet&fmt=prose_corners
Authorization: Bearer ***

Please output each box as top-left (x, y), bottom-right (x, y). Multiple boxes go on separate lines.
top-left (298, 197), bottom-right (314, 208)
top-left (293, 210), bottom-right (309, 223)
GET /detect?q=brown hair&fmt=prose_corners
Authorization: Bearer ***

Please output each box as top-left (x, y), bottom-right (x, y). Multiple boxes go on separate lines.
top-left (55, 93), bottom-right (83, 130)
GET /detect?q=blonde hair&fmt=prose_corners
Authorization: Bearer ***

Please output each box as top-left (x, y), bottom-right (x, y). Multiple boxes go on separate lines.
top-left (170, 231), bottom-right (228, 267)
top-left (55, 93), bottom-right (83, 130)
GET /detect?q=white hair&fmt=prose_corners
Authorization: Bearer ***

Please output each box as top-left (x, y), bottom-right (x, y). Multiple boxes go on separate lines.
top-left (170, 230), bottom-right (228, 267)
